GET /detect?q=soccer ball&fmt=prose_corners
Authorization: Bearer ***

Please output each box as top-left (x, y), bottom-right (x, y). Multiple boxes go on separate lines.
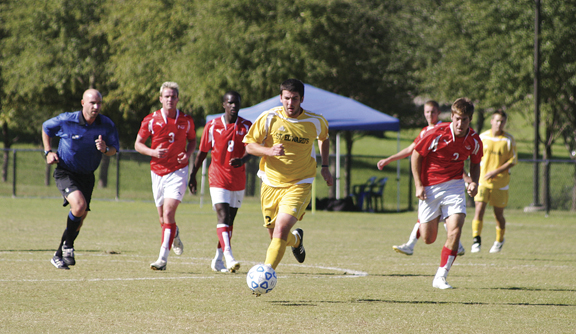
top-left (246, 264), bottom-right (277, 295)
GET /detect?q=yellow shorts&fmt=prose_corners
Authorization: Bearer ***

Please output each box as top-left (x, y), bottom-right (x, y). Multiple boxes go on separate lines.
top-left (260, 183), bottom-right (312, 229)
top-left (474, 185), bottom-right (508, 208)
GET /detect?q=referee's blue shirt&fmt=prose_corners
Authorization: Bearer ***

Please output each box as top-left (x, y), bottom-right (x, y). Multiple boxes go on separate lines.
top-left (43, 111), bottom-right (120, 175)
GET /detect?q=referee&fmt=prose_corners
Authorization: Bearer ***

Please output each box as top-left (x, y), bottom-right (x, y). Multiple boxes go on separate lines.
top-left (42, 89), bottom-right (119, 269)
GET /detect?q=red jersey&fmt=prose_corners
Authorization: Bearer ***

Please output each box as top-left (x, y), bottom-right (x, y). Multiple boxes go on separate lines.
top-left (138, 109), bottom-right (196, 176)
top-left (414, 122), bottom-right (483, 186)
top-left (414, 121), bottom-right (443, 143)
top-left (199, 115), bottom-right (252, 191)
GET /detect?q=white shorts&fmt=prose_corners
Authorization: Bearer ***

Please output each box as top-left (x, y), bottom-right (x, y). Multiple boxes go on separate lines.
top-left (209, 187), bottom-right (245, 208)
top-left (418, 179), bottom-right (466, 224)
top-left (151, 166), bottom-right (188, 207)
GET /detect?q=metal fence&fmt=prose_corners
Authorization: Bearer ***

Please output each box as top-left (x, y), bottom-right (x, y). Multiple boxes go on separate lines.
top-left (2, 148), bottom-right (575, 211)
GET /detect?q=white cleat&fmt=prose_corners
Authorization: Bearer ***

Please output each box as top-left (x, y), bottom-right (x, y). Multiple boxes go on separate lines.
top-left (172, 227), bottom-right (184, 256)
top-left (457, 242), bottom-right (466, 256)
top-left (150, 260), bottom-right (167, 271)
top-left (226, 260), bottom-right (240, 273)
top-left (392, 243), bottom-right (414, 256)
top-left (211, 258), bottom-right (227, 272)
top-left (471, 242), bottom-right (481, 253)
top-left (489, 239), bottom-right (505, 253)
top-left (432, 276), bottom-right (453, 289)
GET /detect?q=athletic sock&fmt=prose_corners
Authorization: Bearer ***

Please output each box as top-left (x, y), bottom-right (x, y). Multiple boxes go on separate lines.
top-left (65, 211), bottom-right (82, 248)
top-left (495, 227), bottom-right (505, 242)
top-left (472, 219), bottom-right (483, 238)
top-left (407, 221), bottom-right (420, 246)
top-left (214, 248), bottom-right (223, 261)
top-left (286, 231), bottom-right (298, 248)
top-left (158, 223), bottom-right (176, 262)
top-left (216, 224), bottom-right (231, 252)
top-left (265, 238), bottom-right (287, 270)
top-left (437, 246), bottom-right (458, 278)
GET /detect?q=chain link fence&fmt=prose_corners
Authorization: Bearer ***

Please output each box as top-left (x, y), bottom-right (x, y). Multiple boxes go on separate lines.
top-left (2, 149), bottom-right (575, 211)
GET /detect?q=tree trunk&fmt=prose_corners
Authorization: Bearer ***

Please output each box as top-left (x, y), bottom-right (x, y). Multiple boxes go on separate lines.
top-left (475, 109), bottom-right (485, 134)
top-left (98, 154), bottom-right (110, 188)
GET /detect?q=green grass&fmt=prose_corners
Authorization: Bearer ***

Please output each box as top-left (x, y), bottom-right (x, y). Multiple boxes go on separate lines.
top-left (1, 196), bottom-right (575, 333)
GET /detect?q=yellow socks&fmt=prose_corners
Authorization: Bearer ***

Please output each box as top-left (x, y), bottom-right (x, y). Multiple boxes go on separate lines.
top-left (496, 227), bottom-right (505, 242)
top-left (472, 219), bottom-right (483, 238)
top-left (286, 231), bottom-right (298, 248)
top-left (265, 238), bottom-right (287, 270)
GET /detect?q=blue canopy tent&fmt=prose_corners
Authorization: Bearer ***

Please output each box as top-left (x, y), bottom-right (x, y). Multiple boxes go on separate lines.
top-left (202, 84), bottom-right (402, 210)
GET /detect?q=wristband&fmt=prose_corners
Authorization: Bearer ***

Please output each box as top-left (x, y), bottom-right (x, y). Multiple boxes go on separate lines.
top-left (44, 150), bottom-right (52, 157)
top-left (321, 165), bottom-right (329, 168)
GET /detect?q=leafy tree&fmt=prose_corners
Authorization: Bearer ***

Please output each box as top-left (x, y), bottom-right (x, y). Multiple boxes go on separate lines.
top-left (412, 0), bottom-right (576, 206)
top-left (1, 0), bottom-right (111, 182)
top-left (174, 0), bottom-right (418, 196)
top-left (103, 0), bottom-right (193, 144)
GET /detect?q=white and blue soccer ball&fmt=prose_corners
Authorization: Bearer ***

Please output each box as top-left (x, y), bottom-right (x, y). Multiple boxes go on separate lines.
top-left (246, 264), bottom-right (277, 295)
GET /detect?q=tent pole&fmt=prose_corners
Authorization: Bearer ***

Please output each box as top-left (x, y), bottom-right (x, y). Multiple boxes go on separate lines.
top-left (336, 132), bottom-right (341, 199)
top-left (396, 131), bottom-right (401, 212)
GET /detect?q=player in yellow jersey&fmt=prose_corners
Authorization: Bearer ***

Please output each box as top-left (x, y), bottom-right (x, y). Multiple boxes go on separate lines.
top-left (244, 79), bottom-right (333, 275)
top-left (471, 110), bottom-right (517, 253)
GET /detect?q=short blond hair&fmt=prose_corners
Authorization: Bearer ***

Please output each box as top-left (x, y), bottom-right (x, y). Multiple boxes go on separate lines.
top-left (159, 82), bottom-right (179, 97)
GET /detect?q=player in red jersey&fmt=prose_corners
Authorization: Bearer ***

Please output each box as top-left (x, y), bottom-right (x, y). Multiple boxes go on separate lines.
top-left (135, 82), bottom-right (196, 271)
top-left (188, 91), bottom-right (252, 273)
top-left (412, 97), bottom-right (482, 289)
top-left (379, 101), bottom-right (466, 256)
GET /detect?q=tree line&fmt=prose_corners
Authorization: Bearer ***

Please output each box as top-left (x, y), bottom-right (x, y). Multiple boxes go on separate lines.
top-left (1, 0), bottom-right (575, 188)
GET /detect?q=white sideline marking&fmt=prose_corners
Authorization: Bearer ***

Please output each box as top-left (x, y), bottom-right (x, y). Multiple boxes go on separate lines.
top-left (0, 256), bottom-right (368, 282)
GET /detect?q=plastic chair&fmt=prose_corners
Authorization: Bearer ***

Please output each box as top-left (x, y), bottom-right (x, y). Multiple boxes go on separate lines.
top-left (351, 176), bottom-right (377, 211)
top-left (370, 177), bottom-right (388, 212)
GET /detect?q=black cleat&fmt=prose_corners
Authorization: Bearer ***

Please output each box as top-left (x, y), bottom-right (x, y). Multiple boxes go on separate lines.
top-left (51, 254), bottom-right (70, 270)
top-left (291, 228), bottom-right (306, 263)
top-left (62, 245), bottom-right (75, 266)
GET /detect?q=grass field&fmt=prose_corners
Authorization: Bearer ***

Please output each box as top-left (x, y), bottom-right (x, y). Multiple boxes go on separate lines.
top-left (1, 196), bottom-right (575, 333)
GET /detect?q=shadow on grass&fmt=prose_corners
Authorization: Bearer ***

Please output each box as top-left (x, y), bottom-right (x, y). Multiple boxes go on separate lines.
top-left (485, 286), bottom-right (576, 292)
top-left (0, 249), bottom-right (120, 253)
top-left (271, 299), bottom-right (576, 307)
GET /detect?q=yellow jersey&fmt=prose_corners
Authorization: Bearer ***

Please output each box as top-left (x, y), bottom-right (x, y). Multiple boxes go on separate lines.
top-left (478, 130), bottom-right (517, 190)
top-left (243, 106), bottom-right (329, 188)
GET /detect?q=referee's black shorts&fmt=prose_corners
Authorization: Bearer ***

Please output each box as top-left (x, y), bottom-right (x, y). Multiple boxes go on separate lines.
top-left (54, 167), bottom-right (95, 210)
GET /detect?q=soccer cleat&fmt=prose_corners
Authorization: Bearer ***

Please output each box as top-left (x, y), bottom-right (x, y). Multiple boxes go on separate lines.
top-left (432, 276), bottom-right (453, 289)
top-left (150, 260), bottom-right (167, 271)
top-left (471, 243), bottom-right (481, 253)
top-left (291, 228), bottom-right (306, 263)
top-left (62, 245), bottom-right (75, 266)
top-left (471, 236), bottom-right (481, 253)
top-left (489, 239), bottom-right (505, 253)
top-left (211, 258), bottom-right (227, 272)
top-left (227, 260), bottom-right (240, 273)
top-left (172, 227), bottom-right (184, 256)
top-left (457, 242), bottom-right (466, 256)
top-left (392, 243), bottom-right (414, 256)
top-left (51, 254), bottom-right (70, 270)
